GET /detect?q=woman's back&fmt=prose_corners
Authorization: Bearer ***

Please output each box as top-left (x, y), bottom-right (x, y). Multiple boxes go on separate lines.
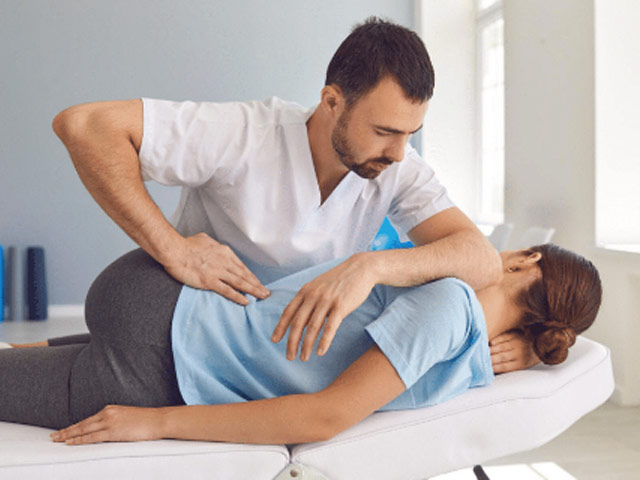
top-left (171, 258), bottom-right (494, 411)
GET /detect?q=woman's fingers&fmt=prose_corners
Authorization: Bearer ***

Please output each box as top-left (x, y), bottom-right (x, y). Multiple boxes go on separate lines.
top-left (489, 342), bottom-right (514, 355)
top-left (492, 358), bottom-right (517, 374)
top-left (52, 414), bottom-right (104, 442)
top-left (64, 430), bottom-right (111, 445)
top-left (489, 331), bottom-right (519, 347)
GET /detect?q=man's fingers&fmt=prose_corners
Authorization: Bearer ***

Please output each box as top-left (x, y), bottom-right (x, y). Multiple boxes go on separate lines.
top-left (300, 305), bottom-right (331, 362)
top-left (286, 302), bottom-right (316, 360)
top-left (219, 269), bottom-right (269, 299)
top-left (212, 281), bottom-right (251, 306)
top-left (272, 295), bottom-right (303, 343)
top-left (316, 310), bottom-right (343, 356)
top-left (226, 250), bottom-right (269, 293)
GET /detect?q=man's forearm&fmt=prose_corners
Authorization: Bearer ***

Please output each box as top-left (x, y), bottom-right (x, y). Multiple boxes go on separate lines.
top-left (368, 228), bottom-right (502, 290)
top-left (53, 103), bottom-right (182, 265)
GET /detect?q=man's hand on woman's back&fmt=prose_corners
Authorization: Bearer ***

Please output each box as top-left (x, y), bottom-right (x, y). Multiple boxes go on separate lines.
top-left (164, 233), bottom-right (270, 305)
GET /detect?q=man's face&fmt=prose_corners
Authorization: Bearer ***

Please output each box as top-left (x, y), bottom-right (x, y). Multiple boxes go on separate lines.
top-left (330, 76), bottom-right (428, 179)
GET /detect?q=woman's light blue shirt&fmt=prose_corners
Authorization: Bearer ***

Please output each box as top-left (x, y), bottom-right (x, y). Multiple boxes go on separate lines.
top-left (171, 258), bottom-right (494, 411)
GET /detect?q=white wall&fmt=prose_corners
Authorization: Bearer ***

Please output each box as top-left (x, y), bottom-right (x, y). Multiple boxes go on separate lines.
top-left (418, 0), bottom-right (477, 217)
top-left (504, 0), bottom-right (640, 405)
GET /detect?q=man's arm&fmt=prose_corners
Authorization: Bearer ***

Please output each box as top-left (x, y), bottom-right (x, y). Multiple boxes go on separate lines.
top-left (272, 206), bottom-right (502, 361)
top-left (52, 100), bottom-right (268, 305)
top-left (51, 345), bottom-right (405, 445)
top-left (370, 207), bottom-right (502, 290)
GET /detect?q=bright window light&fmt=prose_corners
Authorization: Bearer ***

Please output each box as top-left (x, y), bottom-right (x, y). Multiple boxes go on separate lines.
top-left (477, 8), bottom-right (505, 224)
top-left (595, 0), bottom-right (640, 254)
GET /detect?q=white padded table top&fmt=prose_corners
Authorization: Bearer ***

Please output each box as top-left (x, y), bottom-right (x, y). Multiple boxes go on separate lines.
top-left (290, 335), bottom-right (614, 479)
top-left (0, 336), bottom-right (613, 480)
top-left (0, 422), bottom-right (289, 480)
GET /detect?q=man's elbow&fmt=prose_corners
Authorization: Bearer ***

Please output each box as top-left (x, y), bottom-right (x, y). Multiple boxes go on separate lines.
top-left (52, 105), bottom-right (92, 143)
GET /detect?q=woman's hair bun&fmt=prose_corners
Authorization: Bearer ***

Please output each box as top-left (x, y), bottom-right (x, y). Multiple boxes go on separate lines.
top-left (518, 244), bottom-right (602, 366)
top-left (530, 324), bottom-right (576, 365)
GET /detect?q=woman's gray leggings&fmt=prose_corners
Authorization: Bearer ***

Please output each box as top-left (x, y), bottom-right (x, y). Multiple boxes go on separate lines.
top-left (0, 249), bottom-right (185, 430)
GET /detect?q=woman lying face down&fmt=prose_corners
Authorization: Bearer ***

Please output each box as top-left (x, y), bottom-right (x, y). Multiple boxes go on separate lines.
top-left (0, 244), bottom-right (601, 446)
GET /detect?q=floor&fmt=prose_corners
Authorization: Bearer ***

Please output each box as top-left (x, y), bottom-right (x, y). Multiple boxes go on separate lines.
top-left (434, 401), bottom-right (640, 479)
top-left (1, 318), bottom-right (639, 479)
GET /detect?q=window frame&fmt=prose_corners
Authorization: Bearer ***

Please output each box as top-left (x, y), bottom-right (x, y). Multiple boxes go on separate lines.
top-left (475, 0), bottom-right (505, 225)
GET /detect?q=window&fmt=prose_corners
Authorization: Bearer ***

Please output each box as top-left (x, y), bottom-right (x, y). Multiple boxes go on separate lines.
top-left (595, 0), bottom-right (640, 253)
top-left (476, 0), bottom-right (505, 225)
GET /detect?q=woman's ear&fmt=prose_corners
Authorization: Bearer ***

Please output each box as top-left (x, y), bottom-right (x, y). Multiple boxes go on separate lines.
top-left (524, 251), bottom-right (542, 265)
top-left (506, 250), bottom-right (542, 272)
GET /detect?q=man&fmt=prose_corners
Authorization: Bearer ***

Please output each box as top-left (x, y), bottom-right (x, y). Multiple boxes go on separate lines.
top-left (52, 17), bottom-right (536, 372)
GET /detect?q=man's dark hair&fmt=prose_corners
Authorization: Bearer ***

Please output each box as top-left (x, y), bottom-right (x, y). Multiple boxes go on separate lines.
top-left (325, 17), bottom-right (435, 107)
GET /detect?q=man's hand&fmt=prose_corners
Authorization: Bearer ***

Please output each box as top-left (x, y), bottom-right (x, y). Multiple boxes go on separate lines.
top-left (164, 233), bottom-right (270, 305)
top-left (271, 253), bottom-right (377, 362)
top-left (490, 330), bottom-right (540, 374)
top-left (50, 405), bottom-right (162, 445)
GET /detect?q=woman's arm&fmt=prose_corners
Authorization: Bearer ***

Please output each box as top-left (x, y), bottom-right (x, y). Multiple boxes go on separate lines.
top-left (52, 345), bottom-right (406, 445)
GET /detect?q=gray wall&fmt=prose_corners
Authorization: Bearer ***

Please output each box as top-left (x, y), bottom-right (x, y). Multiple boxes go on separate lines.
top-left (0, 1), bottom-right (415, 305)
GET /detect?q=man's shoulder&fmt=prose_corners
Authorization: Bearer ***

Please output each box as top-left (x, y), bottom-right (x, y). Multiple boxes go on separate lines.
top-left (250, 96), bottom-right (312, 126)
top-left (143, 96), bottom-right (312, 127)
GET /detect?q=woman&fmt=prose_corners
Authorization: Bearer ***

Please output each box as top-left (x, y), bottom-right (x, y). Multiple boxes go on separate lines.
top-left (0, 244), bottom-right (601, 446)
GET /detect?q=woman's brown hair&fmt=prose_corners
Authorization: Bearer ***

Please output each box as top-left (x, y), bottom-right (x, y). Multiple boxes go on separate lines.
top-left (517, 244), bottom-right (602, 365)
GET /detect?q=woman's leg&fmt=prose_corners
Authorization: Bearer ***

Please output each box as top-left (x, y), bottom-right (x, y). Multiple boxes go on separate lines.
top-left (68, 248), bottom-right (185, 423)
top-left (0, 248), bottom-right (185, 428)
top-left (0, 344), bottom-right (84, 429)
top-left (48, 334), bottom-right (91, 346)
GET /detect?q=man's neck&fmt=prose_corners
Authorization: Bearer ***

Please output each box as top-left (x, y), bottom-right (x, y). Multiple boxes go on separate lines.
top-left (306, 108), bottom-right (350, 203)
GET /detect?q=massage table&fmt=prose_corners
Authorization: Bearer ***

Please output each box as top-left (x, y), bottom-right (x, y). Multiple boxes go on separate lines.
top-left (0, 336), bottom-right (613, 480)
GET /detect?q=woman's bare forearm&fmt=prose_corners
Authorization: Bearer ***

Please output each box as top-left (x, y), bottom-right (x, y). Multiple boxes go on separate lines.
top-left (158, 393), bottom-right (336, 444)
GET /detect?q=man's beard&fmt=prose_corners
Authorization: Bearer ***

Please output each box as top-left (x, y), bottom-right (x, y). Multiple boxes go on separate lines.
top-left (331, 111), bottom-right (393, 180)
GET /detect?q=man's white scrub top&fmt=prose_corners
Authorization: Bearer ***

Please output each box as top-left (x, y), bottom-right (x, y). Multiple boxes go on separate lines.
top-left (139, 97), bottom-right (454, 283)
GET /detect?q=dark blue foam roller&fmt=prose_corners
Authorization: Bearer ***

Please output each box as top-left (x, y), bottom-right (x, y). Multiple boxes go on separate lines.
top-left (27, 246), bottom-right (48, 320)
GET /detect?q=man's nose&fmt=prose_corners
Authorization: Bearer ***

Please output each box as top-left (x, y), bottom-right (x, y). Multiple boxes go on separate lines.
top-left (384, 137), bottom-right (408, 163)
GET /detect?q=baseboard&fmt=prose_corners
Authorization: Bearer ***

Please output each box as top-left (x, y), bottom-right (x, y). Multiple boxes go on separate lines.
top-left (48, 304), bottom-right (84, 319)
top-left (610, 384), bottom-right (640, 407)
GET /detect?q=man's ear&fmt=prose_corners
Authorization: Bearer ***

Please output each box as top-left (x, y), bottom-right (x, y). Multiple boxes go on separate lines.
top-left (320, 85), bottom-right (345, 117)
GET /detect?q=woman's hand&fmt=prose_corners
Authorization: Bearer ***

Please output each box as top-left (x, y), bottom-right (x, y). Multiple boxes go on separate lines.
top-left (50, 405), bottom-right (164, 445)
top-left (271, 253), bottom-right (378, 362)
top-left (490, 330), bottom-right (540, 374)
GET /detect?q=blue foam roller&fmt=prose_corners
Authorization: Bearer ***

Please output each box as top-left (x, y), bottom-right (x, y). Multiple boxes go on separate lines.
top-left (371, 217), bottom-right (414, 251)
top-left (8, 246), bottom-right (23, 320)
top-left (27, 246), bottom-right (48, 320)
